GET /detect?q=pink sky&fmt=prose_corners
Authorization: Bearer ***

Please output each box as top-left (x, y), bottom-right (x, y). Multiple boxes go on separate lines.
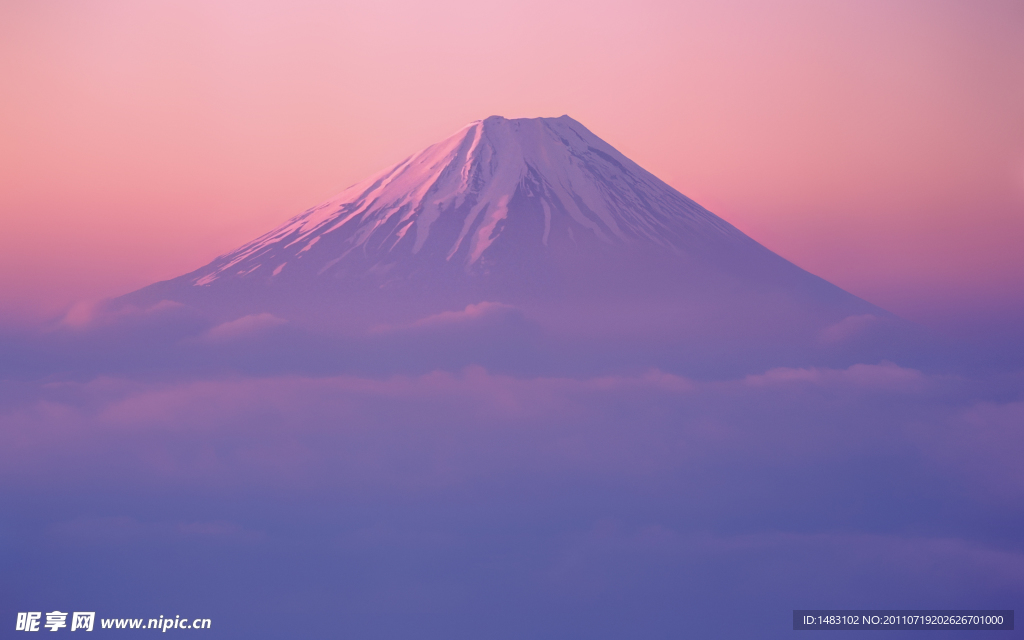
top-left (1, 0), bottom-right (1022, 334)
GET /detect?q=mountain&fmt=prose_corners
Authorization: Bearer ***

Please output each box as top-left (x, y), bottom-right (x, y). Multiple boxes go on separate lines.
top-left (191, 115), bottom-right (746, 285)
top-left (118, 116), bottom-right (916, 375)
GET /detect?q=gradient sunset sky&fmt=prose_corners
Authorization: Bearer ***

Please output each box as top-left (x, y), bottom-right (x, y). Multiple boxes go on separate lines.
top-left (2, 0), bottom-right (1022, 335)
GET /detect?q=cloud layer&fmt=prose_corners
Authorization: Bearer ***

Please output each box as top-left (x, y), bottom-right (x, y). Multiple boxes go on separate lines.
top-left (2, 362), bottom-right (1021, 638)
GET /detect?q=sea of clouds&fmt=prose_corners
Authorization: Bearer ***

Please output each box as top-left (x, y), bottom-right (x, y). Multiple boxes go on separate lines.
top-left (2, 310), bottom-right (1021, 639)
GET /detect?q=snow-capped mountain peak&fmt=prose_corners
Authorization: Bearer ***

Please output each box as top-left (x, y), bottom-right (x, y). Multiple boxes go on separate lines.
top-left (192, 115), bottom-right (742, 287)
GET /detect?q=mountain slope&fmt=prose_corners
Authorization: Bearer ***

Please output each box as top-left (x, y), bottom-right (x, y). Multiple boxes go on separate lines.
top-left (191, 115), bottom-right (747, 287)
top-left (115, 115), bottom-right (919, 375)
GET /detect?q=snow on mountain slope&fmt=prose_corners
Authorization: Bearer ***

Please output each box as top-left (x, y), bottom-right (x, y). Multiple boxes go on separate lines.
top-left (189, 115), bottom-right (749, 287)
